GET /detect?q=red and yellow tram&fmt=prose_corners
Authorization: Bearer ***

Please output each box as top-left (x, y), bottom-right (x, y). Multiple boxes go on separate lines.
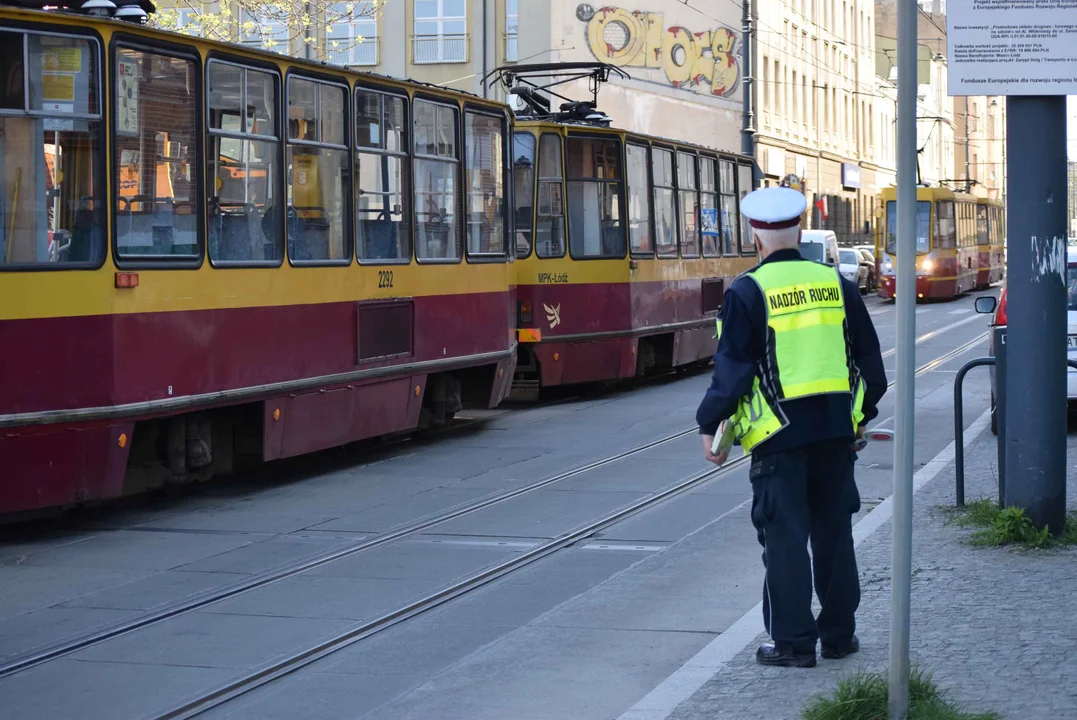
top-left (504, 67), bottom-right (757, 390)
top-left (975, 197), bottom-right (1006, 289)
top-left (0, 5), bottom-right (515, 517)
top-left (876, 186), bottom-right (981, 301)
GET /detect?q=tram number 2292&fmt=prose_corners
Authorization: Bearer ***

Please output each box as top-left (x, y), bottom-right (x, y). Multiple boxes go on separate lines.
top-left (377, 270), bottom-right (394, 289)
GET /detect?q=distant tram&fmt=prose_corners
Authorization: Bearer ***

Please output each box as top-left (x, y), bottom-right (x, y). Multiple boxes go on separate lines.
top-left (497, 64), bottom-right (758, 390)
top-left (876, 186), bottom-right (983, 301)
top-left (975, 197), bottom-right (1006, 289)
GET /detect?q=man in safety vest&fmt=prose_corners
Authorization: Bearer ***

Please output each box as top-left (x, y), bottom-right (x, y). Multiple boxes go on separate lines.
top-left (696, 186), bottom-right (887, 668)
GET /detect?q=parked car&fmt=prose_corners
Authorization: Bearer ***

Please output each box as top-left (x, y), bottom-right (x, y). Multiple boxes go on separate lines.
top-left (975, 245), bottom-right (1077, 434)
top-left (838, 248), bottom-right (869, 294)
top-left (800, 229), bottom-right (840, 266)
top-left (855, 248), bottom-right (876, 291)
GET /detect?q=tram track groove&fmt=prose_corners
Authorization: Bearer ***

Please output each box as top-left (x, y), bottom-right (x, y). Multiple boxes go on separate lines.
top-left (0, 320), bottom-right (987, 686)
top-left (146, 331), bottom-right (991, 720)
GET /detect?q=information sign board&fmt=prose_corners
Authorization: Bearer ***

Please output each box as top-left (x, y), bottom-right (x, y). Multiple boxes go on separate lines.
top-left (948, 0), bottom-right (1077, 96)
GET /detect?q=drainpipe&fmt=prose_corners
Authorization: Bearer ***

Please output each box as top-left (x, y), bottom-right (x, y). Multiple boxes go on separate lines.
top-left (741, 0), bottom-right (755, 166)
top-left (481, 0), bottom-right (489, 98)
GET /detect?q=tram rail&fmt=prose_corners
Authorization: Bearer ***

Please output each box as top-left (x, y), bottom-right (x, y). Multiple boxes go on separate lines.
top-left (147, 333), bottom-right (989, 720)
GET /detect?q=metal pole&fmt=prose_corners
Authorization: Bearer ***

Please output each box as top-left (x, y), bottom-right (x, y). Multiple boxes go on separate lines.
top-left (816, 83), bottom-right (822, 229)
top-left (1003, 96), bottom-right (1068, 533)
top-left (741, 0), bottom-right (755, 159)
top-left (888, 0), bottom-right (917, 711)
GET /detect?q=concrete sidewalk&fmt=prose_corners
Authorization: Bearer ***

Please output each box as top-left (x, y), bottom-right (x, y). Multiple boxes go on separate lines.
top-left (635, 415), bottom-right (1077, 720)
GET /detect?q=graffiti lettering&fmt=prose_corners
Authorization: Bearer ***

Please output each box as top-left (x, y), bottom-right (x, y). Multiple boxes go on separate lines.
top-left (581, 6), bottom-right (740, 98)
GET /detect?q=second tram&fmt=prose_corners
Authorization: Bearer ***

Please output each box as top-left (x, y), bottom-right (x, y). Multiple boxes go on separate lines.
top-left (975, 197), bottom-right (1006, 289)
top-left (876, 186), bottom-right (981, 301)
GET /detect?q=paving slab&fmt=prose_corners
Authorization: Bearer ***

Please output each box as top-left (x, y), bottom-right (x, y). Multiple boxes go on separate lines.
top-left (212, 671), bottom-right (417, 720)
top-left (5, 530), bottom-right (259, 571)
top-left (303, 540), bottom-right (520, 581)
top-left (59, 570), bottom-right (248, 611)
top-left (663, 423), bottom-right (1077, 720)
top-left (0, 606), bottom-right (137, 661)
top-left (310, 486), bottom-right (499, 533)
top-left (0, 565), bottom-right (151, 619)
top-left (0, 658), bottom-right (223, 720)
top-left (176, 537), bottom-right (357, 575)
top-left (70, 611), bottom-right (354, 669)
top-left (201, 574), bottom-right (446, 621)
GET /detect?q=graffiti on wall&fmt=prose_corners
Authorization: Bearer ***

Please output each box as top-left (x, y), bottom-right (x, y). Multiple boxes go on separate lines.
top-left (577, 4), bottom-right (740, 99)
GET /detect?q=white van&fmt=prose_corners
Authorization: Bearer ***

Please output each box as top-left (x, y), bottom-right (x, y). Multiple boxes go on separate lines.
top-left (799, 229), bottom-right (840, 266)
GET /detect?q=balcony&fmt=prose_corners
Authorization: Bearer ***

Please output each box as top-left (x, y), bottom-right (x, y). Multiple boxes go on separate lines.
top-left (411, 34), bottom-right (469, 64)
top-left (504, 32), bottom-right (518, 62)
top-left (326, 37), bottom-right (379, 67)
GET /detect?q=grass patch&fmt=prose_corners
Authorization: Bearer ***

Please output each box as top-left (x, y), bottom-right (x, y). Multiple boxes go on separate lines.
top-left (951, 498), bottom-right (1077, 549)
top-left (801, 668), bottom-right (999, 720)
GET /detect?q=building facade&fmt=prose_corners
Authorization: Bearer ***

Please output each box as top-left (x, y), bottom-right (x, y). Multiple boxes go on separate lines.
top-left (752, 0), bottom-right (888, 245)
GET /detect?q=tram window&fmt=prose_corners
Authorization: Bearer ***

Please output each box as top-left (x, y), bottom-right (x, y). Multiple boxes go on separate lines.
top-left (565, 136), bottom-right (625, 259)
top-left (626, 143), bottom-right (653, 256)
top-left (737, 162), bottom-right (754, 255)
top-left (206, 61), bottom-right (282, 265)
top-left (464, 112), bottom-right (506, 258)
top-left (677, 152), bottom-right (700, 258)
top-left (512, 131), bottom-right (536, 258)
top-left (720, 160), bottom-right (738, 256)
top-left (413, 99), bottom-right (460, 262)
top-left (652, 148), bottom-right (677, 258)
top-left (113, 49), bottom-right (199, 262)
top-left (536, 133), bottom-right (565, 258)
top-left (0, 32), bottom-right (106, 268)
top-left (286, 77), bottom-right (350, 265)
top-left (936, 200), bottom-right (955, 249)
top-left (884, 200), bottom-right (931, 254)
top-left (700, 157), bottom-right (720, 258)
top-left (356, 89), bottom-right (410, 263)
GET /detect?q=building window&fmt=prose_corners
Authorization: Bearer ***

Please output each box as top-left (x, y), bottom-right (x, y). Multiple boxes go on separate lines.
top-left (414, 0), bottom-right (467, 64)
top-left (356, 89), bottom-right (410, 263)
top-left (206, 61), bottom-right (283, 265)
top-left (505, 0), bottom-right (519, 62)
top-left (327, 2), bottom-right (378, 66)
top-left (240, 11), bottom-right (289, 54)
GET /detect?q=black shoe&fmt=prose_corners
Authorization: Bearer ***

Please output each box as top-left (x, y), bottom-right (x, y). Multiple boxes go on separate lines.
top-left (821, 634), bottom-right (860, 659)
top-left (755, 642), bottom-right (817, 668)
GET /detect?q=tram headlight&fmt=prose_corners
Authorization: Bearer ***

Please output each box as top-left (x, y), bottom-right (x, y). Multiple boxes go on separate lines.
top-left (883, 256), bottom-right (894, 275)
top-left (917, 259), bottom-right (934, 276)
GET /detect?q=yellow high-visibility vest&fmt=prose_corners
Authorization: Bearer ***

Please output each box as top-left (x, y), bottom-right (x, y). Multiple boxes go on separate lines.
top-left (728, 260), bottom-right (866, 452)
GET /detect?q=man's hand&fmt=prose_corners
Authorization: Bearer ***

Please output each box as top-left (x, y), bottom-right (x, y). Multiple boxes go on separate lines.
top-left (856, 425), bottom-right (865, 440)
top-left (702, 423), bottom-right (730, 466)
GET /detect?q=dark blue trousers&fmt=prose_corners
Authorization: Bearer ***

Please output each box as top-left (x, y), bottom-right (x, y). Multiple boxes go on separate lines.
top-left (749, 438), bottom-right (861, 652)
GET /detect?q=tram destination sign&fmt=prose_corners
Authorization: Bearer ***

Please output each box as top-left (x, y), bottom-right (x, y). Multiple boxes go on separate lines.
top-left (947, 0), bottom-right (1077, 96)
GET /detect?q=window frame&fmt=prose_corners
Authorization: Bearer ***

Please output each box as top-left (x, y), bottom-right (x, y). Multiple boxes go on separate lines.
top-left (413, 0), bottom-right (468, 64)
top-left (699, 153), bottom-right (721, 259)
top-left (411, 93), bottom-right (463, 265)
top-left (511, 128), bottom-right (537, 260)
top-left (0, 24), bottom-right (107, 272)
top-left (652, 143), bottom-right (680, 260)
top-left (110, 34), bottom-right (205, 270)
top-left (564, 132), bottom-right (627, 262)
top-left (716, 157), bottom-right (739, 258)
top-left (535, 131), bottom-right (566, 260)
top-left (462, 104), bottom-right (509, 263)
top-left (204, 53), bottom-right (285, 268)
top-left (676, 149), bottom-right (701, 259)
top-left (284, 69), bottom-right (352, 267)
top-left (626, 140), bottom-right (655, 259)
top-left (736, 160), bottom-right (755, 256)
top-left (354, 81), bottom-right (412, 266)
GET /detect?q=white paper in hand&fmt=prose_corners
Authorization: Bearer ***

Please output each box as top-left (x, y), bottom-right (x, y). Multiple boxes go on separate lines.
top-left (710, 420), bottom-right (736, 462)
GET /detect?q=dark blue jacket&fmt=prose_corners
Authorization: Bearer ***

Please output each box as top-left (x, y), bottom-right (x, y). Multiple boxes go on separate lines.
top-left (695, 248), bottom-right (888, 455)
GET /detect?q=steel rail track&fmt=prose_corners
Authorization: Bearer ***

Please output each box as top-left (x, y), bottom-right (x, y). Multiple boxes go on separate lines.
top-left (149, 331), bottom-right (990, 720)
top-left (0, 425), bottom-right (698, 679)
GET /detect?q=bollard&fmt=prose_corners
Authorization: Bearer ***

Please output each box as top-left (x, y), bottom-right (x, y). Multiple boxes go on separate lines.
top-left (954, 358), bottom-right (995, 507)
top-left (953, 354), bottom-right (1077, 508)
